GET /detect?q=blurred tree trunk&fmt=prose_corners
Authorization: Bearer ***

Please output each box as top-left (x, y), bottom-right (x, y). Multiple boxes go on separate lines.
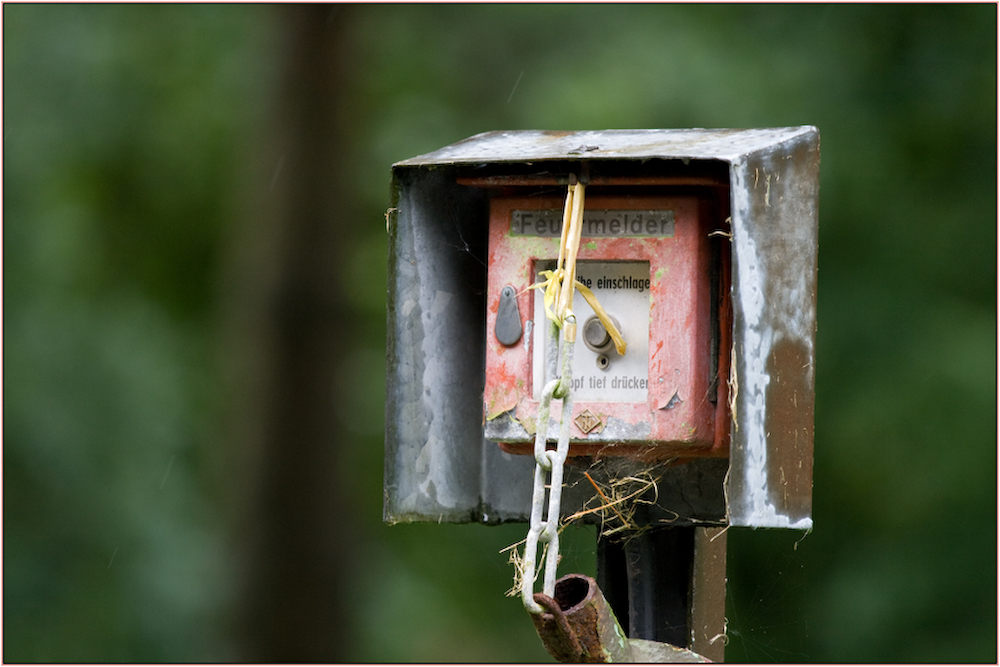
top-left (231, 4), bottom-right (358, 661)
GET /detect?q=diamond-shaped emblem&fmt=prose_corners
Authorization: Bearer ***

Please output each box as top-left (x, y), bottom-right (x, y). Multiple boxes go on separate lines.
top-left (573, 409), bottom-right (603, 434)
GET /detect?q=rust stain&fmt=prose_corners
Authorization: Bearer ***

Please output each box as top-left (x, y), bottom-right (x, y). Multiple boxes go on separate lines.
top-left (764, 338), bottom-right (814, 518)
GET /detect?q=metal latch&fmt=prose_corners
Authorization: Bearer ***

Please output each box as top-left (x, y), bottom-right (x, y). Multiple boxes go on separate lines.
top-left (495, 284), bottom-right (523, 346)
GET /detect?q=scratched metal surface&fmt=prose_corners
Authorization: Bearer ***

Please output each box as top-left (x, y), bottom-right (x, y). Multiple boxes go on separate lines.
top-left (384, 128), bottom-right (818, 528)
top-left (726, 130), bottom-right (819, 528)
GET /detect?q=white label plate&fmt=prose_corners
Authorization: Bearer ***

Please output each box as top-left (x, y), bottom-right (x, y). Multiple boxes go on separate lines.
top-left (533, 260), bottom-right (650, 403)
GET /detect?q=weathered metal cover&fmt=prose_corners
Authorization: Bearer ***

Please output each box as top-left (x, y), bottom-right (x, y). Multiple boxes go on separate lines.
top-left (384, 128), bottom-right (818, 529)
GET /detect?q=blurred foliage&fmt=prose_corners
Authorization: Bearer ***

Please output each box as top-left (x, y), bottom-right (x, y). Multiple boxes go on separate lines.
top-left (4, 3), bottom-right (995, 663)
top-left (3, 4), bottom-right (274, 661)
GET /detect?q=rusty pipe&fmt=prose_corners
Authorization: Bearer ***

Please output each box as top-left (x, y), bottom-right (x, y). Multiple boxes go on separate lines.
top-left (531, 573), bottom-right (631, 663)
top-left (530, 573), bottom-right (712, 663)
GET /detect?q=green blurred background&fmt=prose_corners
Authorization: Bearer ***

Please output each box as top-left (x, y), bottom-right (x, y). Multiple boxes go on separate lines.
top-left (4, 4), bottom-right (995, 662)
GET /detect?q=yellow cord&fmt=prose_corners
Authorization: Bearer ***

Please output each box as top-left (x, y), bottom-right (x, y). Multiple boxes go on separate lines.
top-left (526, 179), bottom-right (625, 353)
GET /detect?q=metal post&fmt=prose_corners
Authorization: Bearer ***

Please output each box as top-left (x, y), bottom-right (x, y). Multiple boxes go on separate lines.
top-left (598, 526), bottom-right (727, 662)
top-left (690, 527), bottom-right (727, 663)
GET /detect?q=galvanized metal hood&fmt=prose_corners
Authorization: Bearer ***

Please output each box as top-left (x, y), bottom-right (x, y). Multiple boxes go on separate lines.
top-left (394, 127), bottom-right (816, 167)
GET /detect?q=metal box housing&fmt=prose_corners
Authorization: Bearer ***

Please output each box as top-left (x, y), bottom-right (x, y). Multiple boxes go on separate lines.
top-left (384, 128), bottom-right (819, 529)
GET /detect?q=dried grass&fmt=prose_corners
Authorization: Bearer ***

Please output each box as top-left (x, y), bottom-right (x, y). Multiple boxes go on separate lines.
top-left (562, 462), bottom-right (665, 539)
top-left (501, 534), bottom-right (558, 599)
top-left (503, 453), bottom-right (697, 598)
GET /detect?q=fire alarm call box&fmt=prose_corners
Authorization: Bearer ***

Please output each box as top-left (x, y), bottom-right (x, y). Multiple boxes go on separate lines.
top-left (384, 128), bottom-right (819, 529)
top-left (483, 192), bottom-right (731, 459)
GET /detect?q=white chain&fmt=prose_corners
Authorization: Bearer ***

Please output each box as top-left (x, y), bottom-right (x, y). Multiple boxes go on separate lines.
top-left (519, 178), bottom-right (592, 615)
top-left (521, 316), bottom-right (576, 614)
